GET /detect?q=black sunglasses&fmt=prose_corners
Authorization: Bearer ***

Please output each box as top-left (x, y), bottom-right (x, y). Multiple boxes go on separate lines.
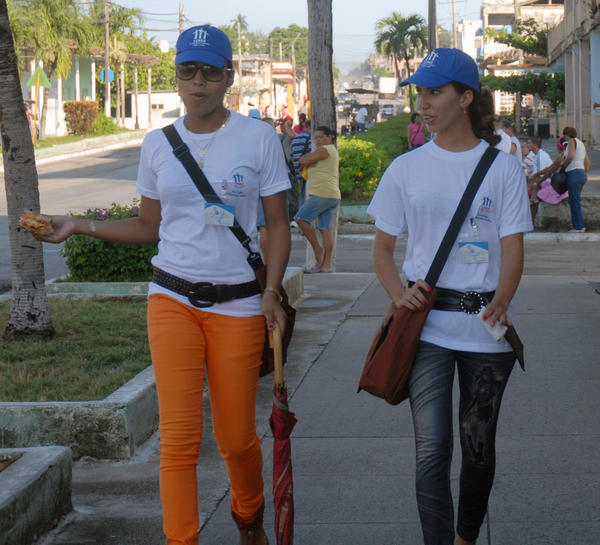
top-left (175, 63), bottom-right (232, 82)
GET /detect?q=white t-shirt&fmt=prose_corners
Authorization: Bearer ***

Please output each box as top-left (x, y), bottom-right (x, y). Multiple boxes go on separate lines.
top-left (136, 112), bottom-right (291, 316)
top-left (522, 150), bottom-right (536, 176)
top-left (565, 138), bottom-right (587, 172)
top-left (494, 130), bottom-right (512, 153)
top-left (536, 149), bottom-right (553, 182)
top-left (355, 107), bottom-right (368, 123)
top-left (367, 139), bottom-right (533, 353)
top-left (510, 135), bottom-right (522, 164)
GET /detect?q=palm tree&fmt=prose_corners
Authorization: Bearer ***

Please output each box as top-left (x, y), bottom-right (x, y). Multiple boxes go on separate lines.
top-left (9, 0), bottom-right (92, 138)
top-left (230, 13), bottom-right (248, 33)
top-left (1, 0), bottom-right (54, 337)
top-left (375, 12), bottom-right (427, 112)
top-left (306, 0), bottom-right (337, 270)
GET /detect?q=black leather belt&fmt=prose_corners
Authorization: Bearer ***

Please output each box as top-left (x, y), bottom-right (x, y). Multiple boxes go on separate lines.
top-left (152, 267), bottom-right (262, 308)
top-left (408, 281), bottom-right (495, 315)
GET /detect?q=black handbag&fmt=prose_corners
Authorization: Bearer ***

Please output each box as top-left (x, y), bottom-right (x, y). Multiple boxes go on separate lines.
top-left (550, 166), bottom-right (568, 194)
top-left (161, 123), bottom-right (296, 377)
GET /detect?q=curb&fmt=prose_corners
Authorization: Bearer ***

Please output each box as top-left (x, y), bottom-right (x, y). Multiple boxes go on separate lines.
top-left (0, 446), bottom-right (72, 545)
top-left (0, 131), bottom-right (146, 174)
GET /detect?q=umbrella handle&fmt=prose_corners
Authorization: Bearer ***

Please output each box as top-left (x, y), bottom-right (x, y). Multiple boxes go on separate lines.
top-left (270, 323), bottom-right (284, 387)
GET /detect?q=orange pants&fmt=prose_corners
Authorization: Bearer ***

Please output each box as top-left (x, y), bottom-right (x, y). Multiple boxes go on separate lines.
top-left (147, 294), bottom-right (266, 545)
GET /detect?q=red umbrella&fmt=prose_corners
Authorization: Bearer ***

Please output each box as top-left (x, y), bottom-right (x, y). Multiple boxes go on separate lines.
top-left (269, 324), bottom-right (297, 545)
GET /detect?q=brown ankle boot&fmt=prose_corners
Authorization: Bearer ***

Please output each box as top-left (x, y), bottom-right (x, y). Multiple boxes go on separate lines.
top-left (231, 504), bottom-right (269, 545)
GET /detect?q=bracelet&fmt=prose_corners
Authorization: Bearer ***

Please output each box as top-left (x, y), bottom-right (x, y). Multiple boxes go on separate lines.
top-left (89, 220), bottom-right (97, 233)
top-left (263, 286), bottom-right (282, 303)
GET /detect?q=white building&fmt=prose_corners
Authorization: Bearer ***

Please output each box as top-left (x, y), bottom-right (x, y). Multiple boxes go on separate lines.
top-left (457, 19), bottom-right (484, 61)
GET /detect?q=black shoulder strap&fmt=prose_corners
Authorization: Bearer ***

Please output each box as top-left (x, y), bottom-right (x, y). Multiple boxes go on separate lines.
top-left (425, 146), bottom-right (499, 287)
top-left (161, 124), bottom-right (264, 272)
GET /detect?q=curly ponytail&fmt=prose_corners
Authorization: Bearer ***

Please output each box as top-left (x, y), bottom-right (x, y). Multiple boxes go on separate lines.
top-left (451, 82), bottom-right (500, 146)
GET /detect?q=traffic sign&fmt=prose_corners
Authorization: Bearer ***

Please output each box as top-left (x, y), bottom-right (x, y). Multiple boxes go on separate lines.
top-left (99, 68), bottom-right (115, 83)
top-left (26, 66), bottom-right (51, 88)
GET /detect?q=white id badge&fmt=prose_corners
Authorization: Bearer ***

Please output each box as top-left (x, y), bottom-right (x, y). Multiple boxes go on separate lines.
top-left (458, 241), bottom-right (489, 264)
top-left (204, 202), bottom-right (235, 226)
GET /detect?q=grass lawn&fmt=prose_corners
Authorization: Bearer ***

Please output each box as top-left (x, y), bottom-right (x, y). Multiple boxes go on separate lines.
top-left (0, 299), bottom-right (150, 402)
top-left (34, 128), bottom-right (133, 149)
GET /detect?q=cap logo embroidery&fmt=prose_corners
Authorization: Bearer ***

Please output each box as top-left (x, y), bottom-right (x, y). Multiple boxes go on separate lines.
top-left (192, 28), bottom-right (209, 47)
top-left (422, 51), bottom-right (439, 68)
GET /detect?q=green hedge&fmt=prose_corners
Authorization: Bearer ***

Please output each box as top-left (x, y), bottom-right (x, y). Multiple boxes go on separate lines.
top-left (87, 110), bottom-right (120, 136)
top-left (338, 138), bottom-right (387, 201)
top-left (61, 201), bottom-right (157, 281)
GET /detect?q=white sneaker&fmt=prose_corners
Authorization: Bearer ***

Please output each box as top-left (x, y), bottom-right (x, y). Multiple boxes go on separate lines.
top-left (568, 228), bottom-right (586, 233)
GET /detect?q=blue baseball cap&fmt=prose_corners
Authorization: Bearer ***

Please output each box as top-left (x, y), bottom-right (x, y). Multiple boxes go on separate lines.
top-left (400, 48), bottom-right (480, 92)
top-left (175, 25), bottom-right (232, 67)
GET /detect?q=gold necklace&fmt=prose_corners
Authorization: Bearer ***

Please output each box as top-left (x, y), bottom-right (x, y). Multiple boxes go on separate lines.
top-left (197, 110), bottom-right (231, 168)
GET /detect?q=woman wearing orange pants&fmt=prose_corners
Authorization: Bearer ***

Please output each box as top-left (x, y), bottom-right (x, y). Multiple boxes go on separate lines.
top-left (34, 25), bottom-right (291, 545)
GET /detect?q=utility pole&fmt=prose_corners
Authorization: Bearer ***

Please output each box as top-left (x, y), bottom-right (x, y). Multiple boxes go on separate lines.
top-left (104, 0), bottom-right (110, 117)
top-left (178, 1), bottom-right (184, 35)
top-left (452, 0), bottom-right (458, 49)
top-left (279, 41), bottom-right (283, 61)
top-left (237, 20), bottom-right (243, 112)
top-left (428, 0), bottom-right (437, 51)
top-left (514, 0), bottom-right (523, 134)
top-left (291, 33), bottom-right (301, 116)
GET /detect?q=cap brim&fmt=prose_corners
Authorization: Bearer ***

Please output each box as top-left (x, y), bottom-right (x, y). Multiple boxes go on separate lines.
top-left (175, 50), bottom-right (228, 67)
top-left (399, 71), bottom-right (452, 88)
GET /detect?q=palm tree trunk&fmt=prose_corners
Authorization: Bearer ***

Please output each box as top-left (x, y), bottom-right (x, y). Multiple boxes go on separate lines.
top-left (404, 55), bottom-right (415, 112)
top-left (307, 0), bottom-right (336, 130)
top-left (306, 0), bottom-right (338, 271)
top-left (0, 0), bottom-right (54, 337)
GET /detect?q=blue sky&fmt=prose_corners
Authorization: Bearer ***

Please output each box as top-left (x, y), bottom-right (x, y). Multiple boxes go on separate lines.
top-left (121, 0), bottom-right (484, 72)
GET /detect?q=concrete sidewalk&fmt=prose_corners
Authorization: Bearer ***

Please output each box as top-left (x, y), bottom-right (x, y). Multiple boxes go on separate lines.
top-left (37, 267), bottom-right (600, 545)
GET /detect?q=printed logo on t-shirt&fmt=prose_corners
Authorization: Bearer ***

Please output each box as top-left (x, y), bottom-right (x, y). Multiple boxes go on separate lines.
top-left (233, 173), bottom-right (244, 186)
top-left (475, 197), bottom-right (493, 223)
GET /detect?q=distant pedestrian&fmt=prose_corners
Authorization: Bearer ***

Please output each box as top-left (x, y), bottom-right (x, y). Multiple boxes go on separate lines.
top-left (561, 126), bottom-right (591, 233)
top-left (295, 126), bottom-right (340, 273)
top-left (407, 112), bottom-right (426, 151)
top-left (290, 121), bottom-right (311, 205)
top-left (524, 136), bottom-right (567, 223)
top-left (293, 112), bottom-right (308, 134)
top-left (368, 48), bottom-right (532, 545)
top-left (355, 105), bottom-right (368, 132)
top-left (501, 119), bottom-right (522, 164)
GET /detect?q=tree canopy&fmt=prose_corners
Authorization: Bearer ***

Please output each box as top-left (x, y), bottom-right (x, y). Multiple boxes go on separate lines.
top-left (486, 18), bottom-right (548, 57)
top-left (482, 72), bottom-right (565, 112)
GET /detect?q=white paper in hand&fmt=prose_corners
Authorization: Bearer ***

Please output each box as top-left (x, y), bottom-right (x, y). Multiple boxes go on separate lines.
top-left (477, 307), bottom-right (508, 341)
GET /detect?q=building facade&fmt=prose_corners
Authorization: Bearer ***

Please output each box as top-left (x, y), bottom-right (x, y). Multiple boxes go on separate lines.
top-left (547, 0), bottom-right (600, 146)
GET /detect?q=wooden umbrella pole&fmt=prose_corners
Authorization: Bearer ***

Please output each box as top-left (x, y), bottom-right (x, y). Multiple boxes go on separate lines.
top-left (272, 323), bottom-right (284, 387)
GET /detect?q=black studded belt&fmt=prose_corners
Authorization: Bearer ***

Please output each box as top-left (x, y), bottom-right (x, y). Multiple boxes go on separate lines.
top-left (152, 267), bottom-right (262, 308)
top-left (408, 281), bottom-right (495, 315)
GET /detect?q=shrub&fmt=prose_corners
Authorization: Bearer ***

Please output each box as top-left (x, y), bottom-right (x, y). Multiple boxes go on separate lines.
top-left (88, 110), bottom-right (119, 136)
top-left (338, 138), bottom-right (387, 202)
top-left (63, 101), bottom-right (99, 135)
top-left (61, 200), bottom-right (158, 282)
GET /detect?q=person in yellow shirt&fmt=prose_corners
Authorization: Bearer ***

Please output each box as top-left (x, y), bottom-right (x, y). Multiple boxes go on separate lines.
top-left (295, 126), bottom-right (340, 273)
